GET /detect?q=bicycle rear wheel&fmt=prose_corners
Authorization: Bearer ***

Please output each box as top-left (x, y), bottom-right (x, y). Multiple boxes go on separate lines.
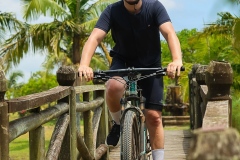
top-left (121, 110), bottom-right (140, 160)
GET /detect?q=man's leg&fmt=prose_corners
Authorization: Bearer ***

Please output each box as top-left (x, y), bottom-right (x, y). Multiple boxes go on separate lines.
top-left (105, 77), bottom-right (125, 147)
top-left (106, 77), bottom-right (126, 121)
top-left (145, 109), bottom-right (164, 160)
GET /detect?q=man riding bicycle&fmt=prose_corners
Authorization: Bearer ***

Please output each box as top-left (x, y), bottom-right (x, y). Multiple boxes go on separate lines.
top-left (78, 0), bottom-right (183, 159)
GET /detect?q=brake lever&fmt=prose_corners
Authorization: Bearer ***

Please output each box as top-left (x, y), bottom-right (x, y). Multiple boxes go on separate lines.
top-left (93, 73), bottom-right (110, 81)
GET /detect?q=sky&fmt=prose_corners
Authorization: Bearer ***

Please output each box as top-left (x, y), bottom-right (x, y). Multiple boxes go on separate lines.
top-left (0, 0), bottom-right (239, 82)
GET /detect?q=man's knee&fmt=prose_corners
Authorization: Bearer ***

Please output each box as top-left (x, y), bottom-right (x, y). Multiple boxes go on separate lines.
top-left (106, 78), bottom-right (125, 94)
top-left (145, 110), bottom-right (163, 127)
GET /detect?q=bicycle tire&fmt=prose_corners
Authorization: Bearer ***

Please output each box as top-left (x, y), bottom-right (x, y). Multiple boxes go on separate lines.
top-left (121, 110), bottom-right (140, 160)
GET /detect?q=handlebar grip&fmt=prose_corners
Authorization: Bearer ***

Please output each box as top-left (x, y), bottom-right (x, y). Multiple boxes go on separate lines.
top-left (163, 66), bottom-right (185, 71)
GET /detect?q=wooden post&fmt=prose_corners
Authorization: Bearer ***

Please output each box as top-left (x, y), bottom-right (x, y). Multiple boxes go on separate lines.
top-left (189, 64), bottom-right (204, 129)
top-left (73, 65), bottom-right (82, 133)
top-left (188, 67), bottom-right (194, 129)
top-left (29, 107), bottom-right (45, 160)
top-left (195, 65), bottom-right (208, 128)
top-left (95, 90), bottom-right (109, 160)
top-left (203, 61), bottom-right (233, 128)
top-left (83, 92), bottom-right (94, 156)
top-left (187, 128), bottom-right (240, 160)
top-left (29, 126), bottom-right (45, 160)
top-left (56, 66), bottom-right (76, 160)
top-left (205, 61), bottom-right (233, 100)
top-left (70, 87), bottom-right (77, 160)
top-left (0, 70), bottom-right (9, 160)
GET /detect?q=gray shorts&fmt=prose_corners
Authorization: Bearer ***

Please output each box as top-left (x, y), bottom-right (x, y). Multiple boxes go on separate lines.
top-left (110, 57), bottom-right (164, 111)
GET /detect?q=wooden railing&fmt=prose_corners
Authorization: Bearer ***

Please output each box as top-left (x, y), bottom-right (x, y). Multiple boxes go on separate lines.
top-left (188, 60), bottom-right (233, 129)
top-left (0, 66), bottom-right (109, 160)
top-left (1, 61), bottom-right (240, 160)
top-left (187, 61), bottom-right (240, 159)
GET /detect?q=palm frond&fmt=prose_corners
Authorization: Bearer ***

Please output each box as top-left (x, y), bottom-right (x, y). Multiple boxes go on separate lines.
top-left (22, 0), bottom-right (70, 21)
top-left (91, 53), bottom-right (109, 70)
top-left (201, 12), bottom-right (236, 37)
top-left (0, 12), bottom-right (24, 43)
top-left (0, 12), bottom-right (24, 31)
top-left (7, 70), bottom-right (24, 88)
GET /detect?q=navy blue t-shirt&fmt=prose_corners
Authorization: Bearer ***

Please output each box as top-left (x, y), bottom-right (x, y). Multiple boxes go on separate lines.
top-left (95, 0), bottom-right (171, 67)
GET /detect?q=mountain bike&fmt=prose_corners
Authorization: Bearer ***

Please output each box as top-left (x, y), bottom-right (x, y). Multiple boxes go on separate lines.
top-left (93, 67), bottom-right (184, 160)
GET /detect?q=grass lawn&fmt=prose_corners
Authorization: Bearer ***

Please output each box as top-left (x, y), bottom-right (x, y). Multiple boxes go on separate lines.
top-left (164, 125), bottom-right (190, 130)
top-left (9, 125), bottom-right (54, 160)
top-left (9, 113), bottom-right (56, 160)
top-left (8, 113), bottom-right (84, 160)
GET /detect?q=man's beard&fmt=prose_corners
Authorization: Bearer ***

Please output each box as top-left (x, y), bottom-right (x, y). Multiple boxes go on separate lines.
top-left (125, 0), bottom-right (139, 5)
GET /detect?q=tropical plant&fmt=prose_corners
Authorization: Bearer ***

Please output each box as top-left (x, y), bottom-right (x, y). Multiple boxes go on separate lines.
top-left (14, 71), bottom-right (58, 97)
top-left (0, 12), bottom-right (23, 43)
top-left (0, 0), bottom-right (116, 74)
top-left (200, 12), bottom-right (240, 56)
top-left (0, 12), bottom-right (24, 72)
top-left (5, 70), bottom-right (24, 99)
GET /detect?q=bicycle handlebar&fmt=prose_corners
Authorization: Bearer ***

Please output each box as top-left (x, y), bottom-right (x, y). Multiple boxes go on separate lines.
top-left (93, 66), bottom-right (185, 81)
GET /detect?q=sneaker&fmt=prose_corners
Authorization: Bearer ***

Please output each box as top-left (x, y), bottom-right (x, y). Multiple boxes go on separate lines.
top-left (106, 121), bottom-right (120, 148)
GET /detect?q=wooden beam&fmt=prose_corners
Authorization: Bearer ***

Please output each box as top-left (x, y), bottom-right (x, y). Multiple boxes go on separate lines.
top-left (76, 97), bottom-right (104, 112)
top-left (9, 103), bottom-right (69, 142)
top-left (46, 114), bottom-right (69, 160)
top-left (7, 86), bottom-right (70, 113)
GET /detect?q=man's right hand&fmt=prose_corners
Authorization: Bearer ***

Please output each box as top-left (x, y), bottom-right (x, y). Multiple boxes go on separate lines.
top-left (78, 65), bottom-right (93, 82)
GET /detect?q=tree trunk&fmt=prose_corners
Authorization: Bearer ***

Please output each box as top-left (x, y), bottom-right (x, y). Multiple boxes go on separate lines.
top-left (72, 33), bottom-right (81, 64)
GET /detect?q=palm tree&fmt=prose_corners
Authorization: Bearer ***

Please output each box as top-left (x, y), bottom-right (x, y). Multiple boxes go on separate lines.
top-left (0, 12), bottom-right (23, 42)
top-left (0, 0), bottom-right (116, 73)
top-left (197, 12), bottom-right (240, 62)
top-left (5, 70), bottom-right (24, 99)
top-left (0, 12), bottom-right (24, 72)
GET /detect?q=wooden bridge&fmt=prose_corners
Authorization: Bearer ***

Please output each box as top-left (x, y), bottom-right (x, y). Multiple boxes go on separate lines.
top-left (0, 60), bottom-right (239, 160)
top-left (109, 129), bottom-right (192, 160)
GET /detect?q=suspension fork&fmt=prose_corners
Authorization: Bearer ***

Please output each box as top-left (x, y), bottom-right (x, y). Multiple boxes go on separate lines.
top-left (139, 89), bottom-right (147, 157)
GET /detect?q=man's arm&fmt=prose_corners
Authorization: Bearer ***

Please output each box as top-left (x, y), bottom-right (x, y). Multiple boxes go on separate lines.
top-left (79, 28), bottom-right (107, 81)
top-left (159, 22), bottom-right (183, 78)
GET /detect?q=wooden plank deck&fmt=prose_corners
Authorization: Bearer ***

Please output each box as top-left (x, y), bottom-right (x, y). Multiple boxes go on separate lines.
top-left (109, 129), bottom-right (192, 160)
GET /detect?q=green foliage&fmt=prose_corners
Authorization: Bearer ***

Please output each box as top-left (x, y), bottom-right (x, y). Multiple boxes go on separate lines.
top-left (0, 0), bottom-right (116, 74)
top-left (176, 29), bottom-right (200, 63)
top-left (233, 20), bottom-right (240, 53)
top-left (0, 12), bottom-right (23, 42)
top-left (232, 91), bottom-right (240, 131)
top-left (13, 71), bottom-right (58, 97)
top-left (91, 52), bottom-right (109, 70)
top-left (5, 71), bottom-right (24, 99)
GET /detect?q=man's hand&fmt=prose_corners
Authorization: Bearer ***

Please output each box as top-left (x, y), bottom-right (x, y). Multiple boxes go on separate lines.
top-left (166, 60), bottom-right (183, 79)
top-left (78, 65), bottom-right (93, 82)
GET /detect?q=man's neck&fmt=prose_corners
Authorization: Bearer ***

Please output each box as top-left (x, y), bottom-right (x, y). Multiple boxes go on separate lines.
top-left (124, 0), bottom-right (142, 14)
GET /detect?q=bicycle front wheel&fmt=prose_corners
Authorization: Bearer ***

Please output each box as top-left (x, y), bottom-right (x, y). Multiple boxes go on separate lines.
top-left (121, 110), bottom-right (140, 160)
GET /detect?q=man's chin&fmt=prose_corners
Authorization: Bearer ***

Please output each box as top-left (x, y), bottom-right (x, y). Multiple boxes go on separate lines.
top-left (125, 0), bottom-right (139, 5)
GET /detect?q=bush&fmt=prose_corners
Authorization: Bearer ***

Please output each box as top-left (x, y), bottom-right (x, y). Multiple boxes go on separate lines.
top-left (232, 92), bottom-right (240, 132)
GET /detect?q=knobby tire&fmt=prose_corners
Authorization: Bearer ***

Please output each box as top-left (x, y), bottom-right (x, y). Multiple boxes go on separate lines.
top-left (121, 110), bottom-right (140, 160)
